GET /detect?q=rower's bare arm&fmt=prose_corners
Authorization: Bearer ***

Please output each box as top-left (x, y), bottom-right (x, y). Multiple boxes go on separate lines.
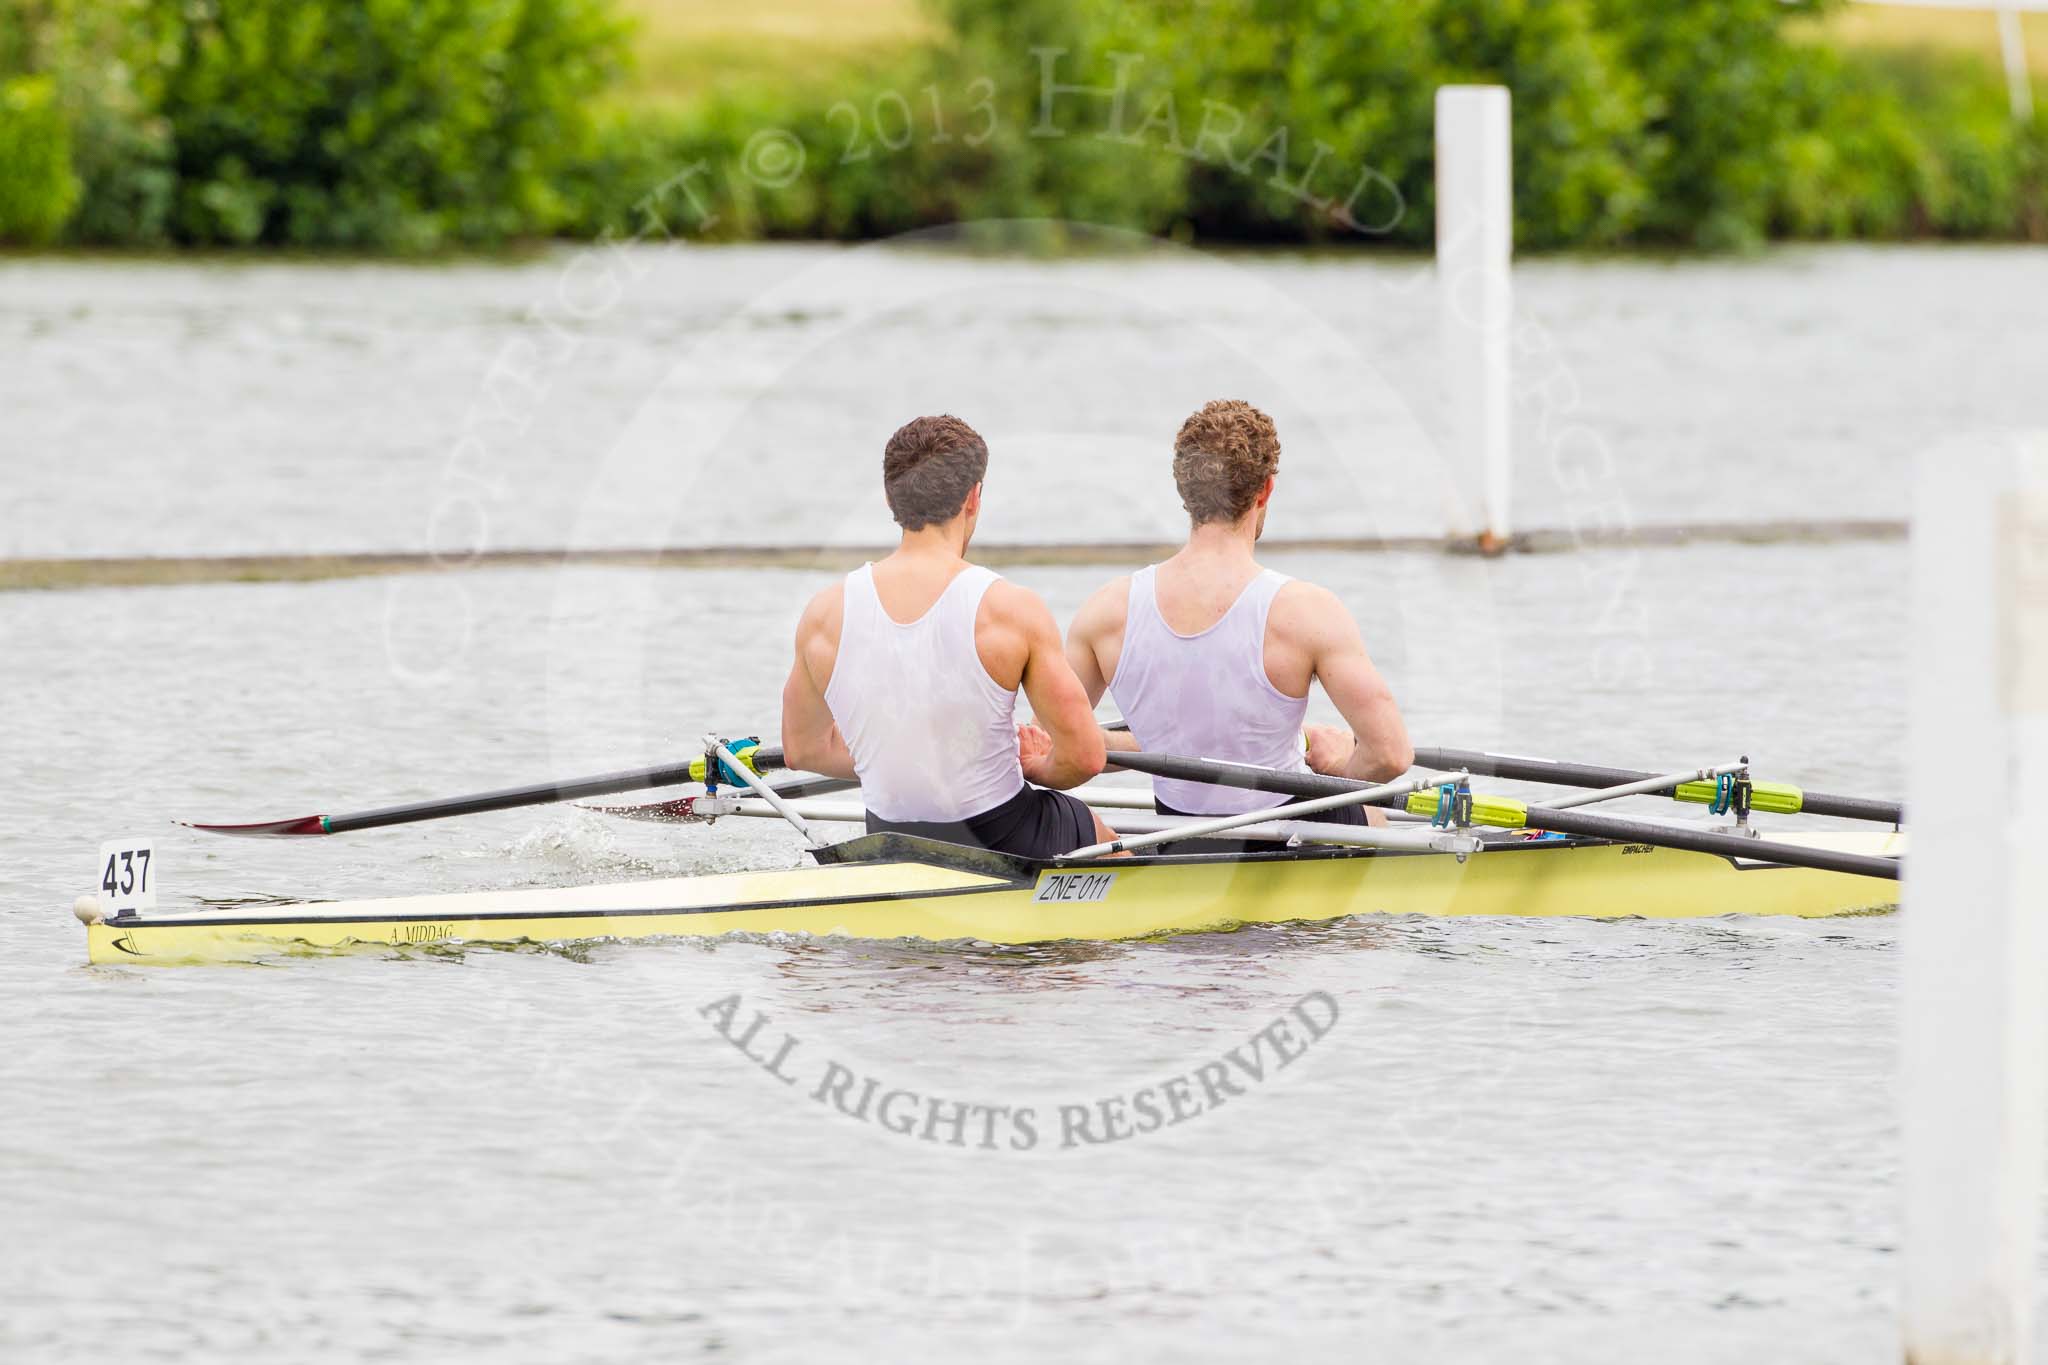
top-left (1063, 577), bottom-right (1126, 706)
top-left (997, 584), bottom-right (1107, 789)
top-left (1064, 577), bottom-right (1138, 752)
top-left (1289, 584), bottom-right (1413, 782)
top-left (779, 587), bottom-right (859, 780)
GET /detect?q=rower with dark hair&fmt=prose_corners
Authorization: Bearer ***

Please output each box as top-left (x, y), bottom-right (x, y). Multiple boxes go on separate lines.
top-left (780, 415), bottom-right (1116, 859)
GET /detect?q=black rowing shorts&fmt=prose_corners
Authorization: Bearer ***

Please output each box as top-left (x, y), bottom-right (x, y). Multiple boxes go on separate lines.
top-left (865, 784), bottom-right (1098, 860)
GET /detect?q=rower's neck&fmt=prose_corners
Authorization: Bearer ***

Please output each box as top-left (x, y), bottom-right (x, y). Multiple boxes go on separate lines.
top-left (891, 520), bottom-right (973, 565)
top-left (1179, 516), bottom-right (1260, 568)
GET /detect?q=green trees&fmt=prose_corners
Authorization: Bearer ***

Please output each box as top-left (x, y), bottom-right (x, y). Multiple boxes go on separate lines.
top-left (568, 0), bottom-right (2038, 250)
top-left (0, 0), bottom-right (623, 247)
top-left (837, 0), bottom-right (2039, 248)
top-left (0, 75), bottom-right (78, 243)
top-left (0, 0), bottom-right (2040, 249)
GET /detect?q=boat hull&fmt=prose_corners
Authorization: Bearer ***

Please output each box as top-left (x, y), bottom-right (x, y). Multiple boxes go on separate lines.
top-left (82, 830), bottom-right (1904, 965)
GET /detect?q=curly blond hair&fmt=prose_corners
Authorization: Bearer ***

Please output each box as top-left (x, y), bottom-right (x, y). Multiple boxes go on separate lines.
top-left (1172, 400), bottom-right (1279, 525)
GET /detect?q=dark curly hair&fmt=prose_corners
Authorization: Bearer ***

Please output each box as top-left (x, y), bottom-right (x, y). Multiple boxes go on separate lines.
top-left (882, 415), bottom-right (989, 530)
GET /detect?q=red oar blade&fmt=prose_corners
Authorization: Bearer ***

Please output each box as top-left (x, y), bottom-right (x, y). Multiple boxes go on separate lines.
top-left (580, 798), bottom-right (709, 825)
top-left (179, 816), bottom-right (330, 838)
top-left (584, 773), bottom-right (859, 824)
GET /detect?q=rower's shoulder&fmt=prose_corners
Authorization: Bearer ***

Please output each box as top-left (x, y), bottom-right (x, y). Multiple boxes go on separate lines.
top-left (795, 578), bottom-right (846, 638)
top-left (979, 574), bottom-right (1052, 621)
top-left (1071, 574), bottom-right (1134, 632)
top-left (1266, 577), bottom-right (1358, 640)
top-left (974, 577), bottom-right (1066, 651)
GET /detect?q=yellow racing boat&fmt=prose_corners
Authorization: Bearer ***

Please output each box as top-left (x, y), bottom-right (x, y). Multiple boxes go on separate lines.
top-left (78, 827), bottom-right (1903, 965)
top-left (74, 736), bottom-right (1905, 964)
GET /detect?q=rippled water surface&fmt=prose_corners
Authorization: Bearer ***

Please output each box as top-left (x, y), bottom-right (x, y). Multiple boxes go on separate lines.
top-left (4, 242), bottom-right (2046, 557)
top-left (2, 244), bottom-right (2044, 1363)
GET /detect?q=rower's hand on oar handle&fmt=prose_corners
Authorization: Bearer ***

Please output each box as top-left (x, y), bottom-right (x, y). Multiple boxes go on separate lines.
top-left (1303, 725), bottom-right (1357, 776)
top-left (1301, 727), bottom-right (1388, 825)
top-left (1017, 722), bottom-right (1056, 785)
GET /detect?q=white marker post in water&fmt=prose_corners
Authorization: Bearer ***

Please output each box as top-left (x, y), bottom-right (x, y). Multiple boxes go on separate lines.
top-left (1903, 435), bottom-right (2048, 1365)
top-left (1434, 85), bottom-right (1512, 555)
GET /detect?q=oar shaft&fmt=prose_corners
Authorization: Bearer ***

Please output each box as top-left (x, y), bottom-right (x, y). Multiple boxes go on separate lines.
top-left (1110, 751), bottom-right (1901, 881)
top-left (1108, 751), bottom-right (1373, 801)
top-left (1412, 747), bottom-right (1902, 825)
top-left (1069, 771), bottom-right (1455, 857)
top-left (1543, 762), bottom-right (1745, 810)
top-left (1499, 805), bottom-right (1899, 880)
top-left (320, 748), bottom-right (786, 834)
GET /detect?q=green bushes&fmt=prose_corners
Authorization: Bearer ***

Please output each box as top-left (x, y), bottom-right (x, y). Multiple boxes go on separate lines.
top-left (154, 0), bottom-right (627, 248)
top-left (1770, 45), bottom-right (2048, 240)
top-left (556, 0), bottom-right (2045, 251)
top-left (0, 0), bottom-right (625, 248)
top-left (0, 76), bottom-right (78, 243)
top-left (1, 0), bottom-right (2043, 249)
top-left (0, 0), bottom-right (176, 244)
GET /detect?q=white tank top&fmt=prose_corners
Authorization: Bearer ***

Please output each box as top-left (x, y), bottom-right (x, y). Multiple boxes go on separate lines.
top-left (1108, 565), bottom-right (1310, 816)
top-left (822, 563), bottom-right (1026, 823)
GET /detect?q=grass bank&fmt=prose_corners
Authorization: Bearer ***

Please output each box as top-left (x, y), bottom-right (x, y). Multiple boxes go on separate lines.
top-left (1820, 4), bottom-right (2048, 75)
top-left (628, 0), bottom-right (2048, 93)
top-left (609, 0), bottom-right (933, 109)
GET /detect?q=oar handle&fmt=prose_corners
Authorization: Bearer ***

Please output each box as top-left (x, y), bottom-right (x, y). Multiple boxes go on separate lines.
top-left (1107, 750), bottom-right (1392, 802)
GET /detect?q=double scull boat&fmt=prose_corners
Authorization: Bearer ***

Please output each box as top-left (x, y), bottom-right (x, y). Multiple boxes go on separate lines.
top-left (73, 735), bottom-right (1904, 964)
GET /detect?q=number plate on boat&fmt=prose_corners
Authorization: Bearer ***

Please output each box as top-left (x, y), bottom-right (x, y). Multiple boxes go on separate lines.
top-left (96, 838), bottom-right (157, 918)
top-left (1033, 872), bottom-right (1117, 903)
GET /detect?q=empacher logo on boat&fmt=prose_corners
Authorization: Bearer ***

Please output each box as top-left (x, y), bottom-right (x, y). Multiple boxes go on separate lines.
top-left (699, 990), bottom-right (1340, 1154)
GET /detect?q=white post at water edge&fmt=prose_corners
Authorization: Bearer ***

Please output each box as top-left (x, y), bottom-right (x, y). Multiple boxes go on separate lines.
top-left (1849, 0), bottom-right (2042, 122)
top-left (1999, 7), bottom-right (2036, 122)
top-left (1902, 435), bottom-right (2048, 1365)
top-left (1435, 86), bottom-right (1513, 553)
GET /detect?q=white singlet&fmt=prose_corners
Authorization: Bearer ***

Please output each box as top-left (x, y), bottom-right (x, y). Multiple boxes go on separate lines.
top-left (1108, 565), bottom-right (1311, 816)
top-left (822, 563), bottom-right (1026, 824)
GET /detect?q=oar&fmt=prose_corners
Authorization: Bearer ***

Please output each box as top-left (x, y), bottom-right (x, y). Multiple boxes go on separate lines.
top-left (584, 771), bottom-right (854, 822)
top-left (186, 745), bottom-right (790, 838)
top-left (1413, 746), bottom-right (1901, 826)
top-left (703, 736), bottom-right (826, 848)
top-left (1108, 750), bottom-right (1901, 881)
top-left (588, 719), bottom-right (1137, 824)
top-left (1067, 770), bottom-right (1473, 859)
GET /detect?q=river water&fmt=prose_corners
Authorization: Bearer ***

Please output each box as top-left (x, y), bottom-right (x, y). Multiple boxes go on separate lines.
top-left (1, 243), bottom-right (2042, 1362)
